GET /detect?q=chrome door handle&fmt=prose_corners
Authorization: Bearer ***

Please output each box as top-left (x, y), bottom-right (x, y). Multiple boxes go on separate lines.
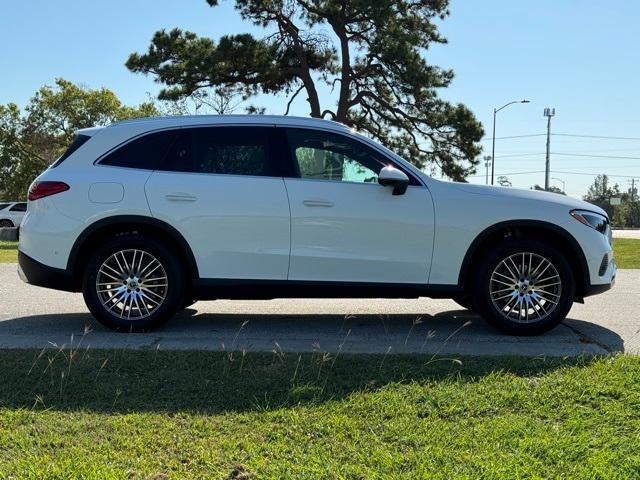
top-left (165, 193), bottom-right (197, 202)
top-left (303, 199), bottom-right (334, 207)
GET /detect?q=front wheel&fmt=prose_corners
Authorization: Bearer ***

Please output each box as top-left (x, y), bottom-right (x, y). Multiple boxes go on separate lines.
top-left (0, 219), bottom-right (14, 228)
top-left (473, 240), bottom-right (575, 335)
top-left (82, 234), bottom-right (185, 332)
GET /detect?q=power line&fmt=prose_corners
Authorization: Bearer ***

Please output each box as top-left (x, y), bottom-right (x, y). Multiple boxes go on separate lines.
top-left (551, 170), bottom-right (639, 179)
top-left (554, 133), bottom-right (640, 141)
top-left (552, 152), bottom-right (640, 160)
top-left (482, 133), bottom-right (640, 142)
top-left (467, 170), bottom-right (545, 178)
top-left (481, 134), bottom-right (546, 141)
top-left (494, 152), bottom-right (545, 158)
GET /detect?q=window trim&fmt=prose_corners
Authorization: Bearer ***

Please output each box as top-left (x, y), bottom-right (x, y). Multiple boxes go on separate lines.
top-left (96, 125), bottom-right (293, 178)
top-left (281, 126), bottom-right (423, 187)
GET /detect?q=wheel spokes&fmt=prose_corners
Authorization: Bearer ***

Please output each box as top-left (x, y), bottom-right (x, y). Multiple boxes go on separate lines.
top-left (96, 249), bottom-right (168, 321)
top-left (490, 252), bottom-right (561, 323)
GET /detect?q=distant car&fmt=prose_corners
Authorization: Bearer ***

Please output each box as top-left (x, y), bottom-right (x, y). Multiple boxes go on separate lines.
top-left (18, 115), bottom-right (615, 335)
top-left (0, 201), bottom-right (27, 228)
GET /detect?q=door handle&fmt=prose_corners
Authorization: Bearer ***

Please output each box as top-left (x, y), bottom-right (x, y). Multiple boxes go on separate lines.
top-left (303, 199), bottom-right (334, 207)
top-left (165, 193), bottom-right (197, 202)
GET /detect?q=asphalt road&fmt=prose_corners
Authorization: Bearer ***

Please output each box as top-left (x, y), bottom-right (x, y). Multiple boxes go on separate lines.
top-left (0, 264), bottom-right (637, 356)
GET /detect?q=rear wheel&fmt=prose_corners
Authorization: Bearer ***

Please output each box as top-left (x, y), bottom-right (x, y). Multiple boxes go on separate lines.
top-left (82, 234), bottom-right (185, 332)
top-left (473, 239), bottom-right (575, 335)
top-left (0, 220), bottom-right (14, 228)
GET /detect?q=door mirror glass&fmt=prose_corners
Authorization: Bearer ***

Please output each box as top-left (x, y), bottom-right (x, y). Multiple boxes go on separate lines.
top-left (378, 166), bottom-right (409, 195)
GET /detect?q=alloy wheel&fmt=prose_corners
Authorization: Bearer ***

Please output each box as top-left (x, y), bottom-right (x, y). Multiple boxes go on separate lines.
top-left (489, 252), bottom-right (561, 323)
top-left (95, 249), bottom-right (168, 320)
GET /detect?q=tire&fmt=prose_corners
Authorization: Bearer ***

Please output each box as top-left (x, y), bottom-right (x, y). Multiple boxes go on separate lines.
top-left (0, 219), bottom-right (14, 228)
top-left (472, 239), bottom-right (575, 336)
top-left (82, 234), bottom-right (185, 332)
top-left (452, 295), bottom-right (475, 311)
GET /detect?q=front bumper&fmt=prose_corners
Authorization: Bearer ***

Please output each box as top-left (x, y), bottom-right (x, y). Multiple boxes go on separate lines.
top-left (18, 250), bottom-right (77, 292)
top-left (583, 257), bottom-right (616, 298)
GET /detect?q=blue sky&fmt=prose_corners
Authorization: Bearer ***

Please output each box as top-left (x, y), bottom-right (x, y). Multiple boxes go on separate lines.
top-left (1, 0), bottom-right (639, 197)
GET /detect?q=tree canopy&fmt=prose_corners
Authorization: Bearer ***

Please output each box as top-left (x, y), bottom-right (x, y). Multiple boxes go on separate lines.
top-left (126, 0), bottom-right (484, 179)
top-left (0, 79), bottom-right (158, 199)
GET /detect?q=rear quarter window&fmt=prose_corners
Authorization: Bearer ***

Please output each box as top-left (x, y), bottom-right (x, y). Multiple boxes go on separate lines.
top-left (51, 134), bottom-right (91, 168)
top-left (99, 130), bottom-right (177, 170)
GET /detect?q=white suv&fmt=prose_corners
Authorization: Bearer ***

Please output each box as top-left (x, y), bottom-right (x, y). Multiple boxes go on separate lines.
top-left (18, 115), bottom-right (615, 335)
top-left (0, 201), bottom-right (27, 228)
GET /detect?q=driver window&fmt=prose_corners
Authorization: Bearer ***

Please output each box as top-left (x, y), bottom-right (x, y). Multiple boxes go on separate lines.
top-left (286, 128), bottom-right (384, 183)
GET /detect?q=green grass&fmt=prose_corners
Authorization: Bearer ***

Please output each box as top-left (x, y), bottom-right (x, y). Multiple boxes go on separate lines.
top-left (612, 238), bottom-right (640, 269)
top-left (0, 241), bottom-right (17, 263)
top-left (1, 239), bottom-right (638, 268)
top-left (0, 349), bottom-right (639, 479)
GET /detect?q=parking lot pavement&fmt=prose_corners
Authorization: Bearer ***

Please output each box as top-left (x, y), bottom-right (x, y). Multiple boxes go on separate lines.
top-left (0, 264), bottom-right (637, 356)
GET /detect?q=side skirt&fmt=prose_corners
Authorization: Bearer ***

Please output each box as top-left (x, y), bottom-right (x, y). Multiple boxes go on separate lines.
top-left (191, 279), bottom-right (463, 300)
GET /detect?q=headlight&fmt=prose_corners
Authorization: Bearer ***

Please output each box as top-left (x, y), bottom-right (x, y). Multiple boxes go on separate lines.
top-left (570, 209), bottom-right (610, 235)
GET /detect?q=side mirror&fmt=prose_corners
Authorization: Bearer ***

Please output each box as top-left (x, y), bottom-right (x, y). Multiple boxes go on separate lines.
top-left (378, 166), bottom-right (409, 195)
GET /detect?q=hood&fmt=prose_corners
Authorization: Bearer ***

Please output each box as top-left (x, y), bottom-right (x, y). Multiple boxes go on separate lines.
top-left (441, 181), bottom-right (608, 217)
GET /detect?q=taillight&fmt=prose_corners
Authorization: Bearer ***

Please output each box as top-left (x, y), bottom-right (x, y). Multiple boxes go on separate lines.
top-left (28, 181), bottom-right (70, 201)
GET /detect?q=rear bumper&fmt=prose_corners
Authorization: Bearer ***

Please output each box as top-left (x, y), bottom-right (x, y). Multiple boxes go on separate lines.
top-left (17, 250), bottom-right (77, 292)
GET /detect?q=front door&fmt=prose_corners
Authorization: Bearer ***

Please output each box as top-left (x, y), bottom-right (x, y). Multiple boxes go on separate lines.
top-left (283, 128), bottom-right (434, 284)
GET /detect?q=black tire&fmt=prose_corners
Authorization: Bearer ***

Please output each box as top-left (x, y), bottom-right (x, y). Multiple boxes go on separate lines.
top-left (0, 219), bottom-right (14, 228)
top-left (82, 234), bottom-right (185, 332)
top-left (452, 295), bottom-right (475, 311)
top-left (472, 239), bottom-right (575, 336)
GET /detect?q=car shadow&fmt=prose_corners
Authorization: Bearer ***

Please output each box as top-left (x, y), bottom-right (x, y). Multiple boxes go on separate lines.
top-left (0, 307), bottom-right (624, 354)
top-left (0, 309), bottom-right (624, 414)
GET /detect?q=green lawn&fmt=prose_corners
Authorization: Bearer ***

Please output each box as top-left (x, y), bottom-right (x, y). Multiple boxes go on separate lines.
top-left (1, 238), bottom-right (639, 268)
top-left (612, 238), bottom-right (640, 269)
top-left (0, 350), bottom-right (638, 478)
top-left (0, 240), bottom-right (17, 263)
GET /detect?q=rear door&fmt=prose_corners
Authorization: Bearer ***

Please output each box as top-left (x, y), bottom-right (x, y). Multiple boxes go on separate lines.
top-left (145, 126), bottom-right (291, 280)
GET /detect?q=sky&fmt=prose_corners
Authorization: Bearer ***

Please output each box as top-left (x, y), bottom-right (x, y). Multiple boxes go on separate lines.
top-left (1, 0), bottom-right (639, 198)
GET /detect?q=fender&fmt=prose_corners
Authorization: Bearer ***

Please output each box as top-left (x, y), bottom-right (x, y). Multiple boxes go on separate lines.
top-left (67, 215), bottom-right (199, 278)
top-left (457, 220), bottom-right (590, 293)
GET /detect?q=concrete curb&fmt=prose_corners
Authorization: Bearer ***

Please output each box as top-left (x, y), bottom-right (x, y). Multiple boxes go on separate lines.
top-left (0, 227), bottom-right (18, 241)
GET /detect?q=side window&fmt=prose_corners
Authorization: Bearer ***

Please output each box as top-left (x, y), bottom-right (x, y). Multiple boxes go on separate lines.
top-left (160, 127), bottom-right (276, 176)
top-left (100, 130), bottom-right (177, 170)
top-left (51, 134), bottom-right (91, 168)
top-left (0, 203), bottom-right (10, 211)
top-left (286, 129), bottom-right (387, 184)
top-left (10, 203), bottom-right (27, 212)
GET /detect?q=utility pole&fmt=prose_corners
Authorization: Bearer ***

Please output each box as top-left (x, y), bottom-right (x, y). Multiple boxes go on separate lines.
top-left (484, 156), bottom-right (492, 185)
top-left (630, 178), bottom-right (637, 203)
top-left (544, 108), bottom-right (555, 191)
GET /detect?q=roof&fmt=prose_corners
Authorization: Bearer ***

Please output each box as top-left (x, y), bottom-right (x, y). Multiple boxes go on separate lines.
top-left (109, 114), bottom-right (353, 132)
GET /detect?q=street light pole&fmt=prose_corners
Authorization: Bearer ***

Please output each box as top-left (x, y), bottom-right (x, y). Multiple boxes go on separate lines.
top-left (491, 99), bottom-right (530, 185)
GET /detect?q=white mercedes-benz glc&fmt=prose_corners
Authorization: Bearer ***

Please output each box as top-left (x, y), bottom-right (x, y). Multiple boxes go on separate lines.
top-left (18, 115), bottom-right (615, 334)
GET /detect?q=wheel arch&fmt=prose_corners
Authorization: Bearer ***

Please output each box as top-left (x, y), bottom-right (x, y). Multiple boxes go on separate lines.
top-left (67, 215), bottom-right (199, 288)
top-left (458, 220), bottom-right (590, 299)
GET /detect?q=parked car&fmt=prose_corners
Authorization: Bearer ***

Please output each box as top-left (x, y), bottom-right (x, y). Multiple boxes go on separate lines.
top-left (0, 201), bottom-right (27, 228)
top-left (18, 116), bottom-right (615, 334)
